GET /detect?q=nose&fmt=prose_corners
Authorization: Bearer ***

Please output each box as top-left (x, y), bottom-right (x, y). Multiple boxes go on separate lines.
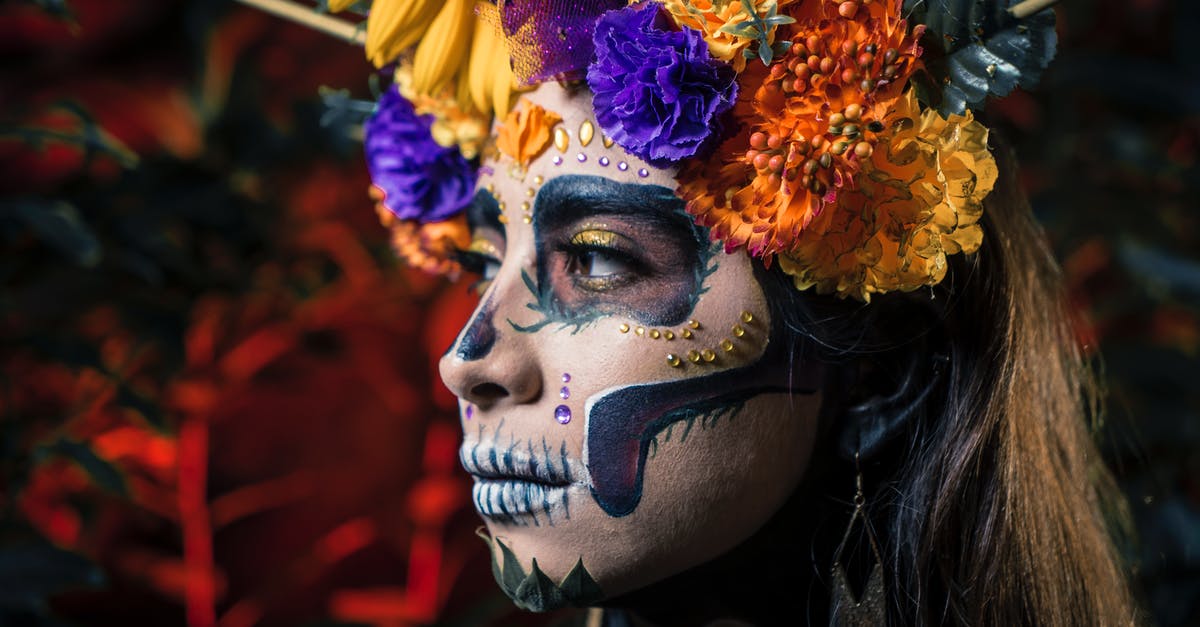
top-left (439, 289), bottom-right (543, 409)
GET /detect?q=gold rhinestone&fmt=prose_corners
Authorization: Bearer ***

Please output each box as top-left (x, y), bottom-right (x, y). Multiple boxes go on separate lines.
top-left (732, 325), bottom-right (745, 337)
top-left (522, 215), bottom-right (532, 224)
top-left (521, 201), bottom-right (530, 212)
top-left (485, 183), bottom-right (495, 193)
top-left (526, 188), bottom-right (536, 197)
top-left (498, 214), bottom-right (509, 224)
top-left (720, 339), bottom-right (734, 352)
top-left (635, 326), bottom-right (645, 336)
top-left (554, 127), bottom-right (570, 153)
top-left (619, 323), bottom-right (630, 333)
top-left (602, 135), bottom-right (615, 148)
top-left (579, 119), bottom-right (595, 147)
top-left (667, 353), bottom-right (682, 368)
top-left (533, 175), bottom-right (544, 185)
top-left (740, 311), bottom-right (754, 323)
top-left (498, 201), bottom-right (506, 211)
top-left (681, 329), bottom-right (694, 339)
top-left (701, 349), bottom-right (716, 362)
top-left (687, 319), bottom-right (700, 329)
top-left (664, 330), bottom-right (675, 340)
top-left (687, 350), bottom-right (701, 363)
top-left (649, 329), bottom-right (661, 339)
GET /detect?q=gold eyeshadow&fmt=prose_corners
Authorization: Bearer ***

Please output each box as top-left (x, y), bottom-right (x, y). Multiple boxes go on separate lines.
top-left (467, 237), bottom-right (502, 259)
top-left (569, 228), bottom-right (622, 249)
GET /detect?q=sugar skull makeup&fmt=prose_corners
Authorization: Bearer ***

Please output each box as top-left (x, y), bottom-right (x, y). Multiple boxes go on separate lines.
top-left (439, 83), bottom-right (824, 608)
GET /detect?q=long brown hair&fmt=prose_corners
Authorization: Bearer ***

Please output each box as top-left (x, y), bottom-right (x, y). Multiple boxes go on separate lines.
top-left (762, 139), bottom-right (1139, 625)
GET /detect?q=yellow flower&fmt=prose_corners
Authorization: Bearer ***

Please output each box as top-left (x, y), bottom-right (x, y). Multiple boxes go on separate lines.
top-left (778, 90), bottom-right (997, 301)
top-left (661, 0), bottom-right (798, 72)
top-left (394, 65), bottom-right (490, 159)
top-left (364, 0), bottom-right (442, 68)
top-left (494, 98), bottom-right (563, 168)
top-left (325, 0), bottom-right (357, 13)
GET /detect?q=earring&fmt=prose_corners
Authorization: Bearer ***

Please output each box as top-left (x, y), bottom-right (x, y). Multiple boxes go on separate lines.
top-left (830, 452), bottom-right (886, 626)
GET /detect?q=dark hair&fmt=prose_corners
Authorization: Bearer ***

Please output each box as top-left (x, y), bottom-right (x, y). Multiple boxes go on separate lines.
top-left (761, 139), bottom-right (1139, 625)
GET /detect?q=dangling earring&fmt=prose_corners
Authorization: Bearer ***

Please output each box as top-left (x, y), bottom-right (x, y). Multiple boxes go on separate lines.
top-left (830, 452), bottom-right (886, 627)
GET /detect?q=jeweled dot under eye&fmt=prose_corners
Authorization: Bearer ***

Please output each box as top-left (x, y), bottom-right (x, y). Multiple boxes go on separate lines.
top-left (555, 404), bottom-right (572, 424)
top-left (560, 386), bottom-right (570, 399)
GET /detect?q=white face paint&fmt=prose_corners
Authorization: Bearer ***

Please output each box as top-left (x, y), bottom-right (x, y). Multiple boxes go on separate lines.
top-left (438, 82), bottom-right (823, 603)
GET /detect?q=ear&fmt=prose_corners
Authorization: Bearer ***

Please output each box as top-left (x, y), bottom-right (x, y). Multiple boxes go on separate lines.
top-left (836, 349), bottom-right (949, 462)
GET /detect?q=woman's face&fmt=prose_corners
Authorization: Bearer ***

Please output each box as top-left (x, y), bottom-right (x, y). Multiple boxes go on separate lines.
top-left (438, 83), bottom-right (823, 603)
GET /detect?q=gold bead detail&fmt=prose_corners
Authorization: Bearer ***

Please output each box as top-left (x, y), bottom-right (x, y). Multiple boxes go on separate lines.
top-left (533, 175), bottom-right (544, 185)
top-left (498, 214), bottom-right (509, 224)
top-left (667, 353), bottom-right (682, 368)
top-left (687, 350), bottom-right (701, 363)
top-left (619, 323), bottom-right (630, 333)
top-left (740, 311), bottom-right (754, 323)
top-left (526, 188), bottom-right (536, 197)
top-left (687, 319), bottom-right (700, 329)
top-left (681, 329), bottom-right (694, 339)
top-left (498, 201), bottom-right (506, 211)
top-left (720, 339), bottom-right (734, 352)
top-left (485, 183), bottom-right (495, 193)
top-left (580, 119), bottom-right (595, 147)
top-left (554, 127), bottom-right (570, 153)
top-left (663, 330), bottom-right (675, 340)
top-left (522, 215), bottom-right (532, 224)
top-left (649, 329), bottom-right (661, 339)
top-left (635, 326), bottom-right (645, 336)
top-left (701, 349), bottom-right (716, 362)
top-left (602, 135), bottom-right (615, 148)
top-left (521, 201), bottom-right (531, 212)
top-left (732, 325), bottom-right (745, 337)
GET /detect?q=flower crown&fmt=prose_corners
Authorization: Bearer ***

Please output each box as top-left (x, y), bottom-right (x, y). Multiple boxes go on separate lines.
top-left (349, 0), bottom-right (1057, 301)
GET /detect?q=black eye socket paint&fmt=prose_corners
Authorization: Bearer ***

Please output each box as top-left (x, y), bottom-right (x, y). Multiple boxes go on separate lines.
top-left (512, 174), bottom-right (717, 333)
top-left (584, 318), bottom-right (819, 517)
top-left (456, 293), bottom-right (498, 361)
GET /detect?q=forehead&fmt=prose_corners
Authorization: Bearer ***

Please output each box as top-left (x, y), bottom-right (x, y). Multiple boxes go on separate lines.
top-left (476, 83), bottom-right (678, 221)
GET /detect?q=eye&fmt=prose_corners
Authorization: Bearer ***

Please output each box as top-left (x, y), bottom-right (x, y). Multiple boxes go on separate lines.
top-left (566, 249), bottom-right (629, 277)
top-left (461, 236), bottom-right (504, 292)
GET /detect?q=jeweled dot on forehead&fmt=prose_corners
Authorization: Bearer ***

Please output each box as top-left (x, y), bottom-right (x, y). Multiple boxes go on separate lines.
top-left (553, 156), bottom-right (563, 166)
top-left (577, 153), bottom-right (587, 163)
top-left (617, 162), bottom-right (629, 171)
top-left (599, 156), bottom-right (610, 167)
top-left (638, 168), bottom-right (650, 178)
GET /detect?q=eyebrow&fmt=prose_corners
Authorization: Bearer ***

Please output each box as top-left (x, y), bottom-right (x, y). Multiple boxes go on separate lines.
top-left (531, 174), bottom-right (697, 236)
top-left (466, 188), bottom-right (503, 234)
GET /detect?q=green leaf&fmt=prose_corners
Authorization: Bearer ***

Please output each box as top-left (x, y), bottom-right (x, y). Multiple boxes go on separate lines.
top-left (759, 42), bottom-right (774, 66)
top-left (36, 438), bottom-right (128, 497)
top-left (0, 544), bottom-right (103, 607)
top-left (497, 537), bottom-right (526, 593)
top-left (0, 199), bottom-right (101, 267)
top-left (905, 0), bottom-right (1057, 114)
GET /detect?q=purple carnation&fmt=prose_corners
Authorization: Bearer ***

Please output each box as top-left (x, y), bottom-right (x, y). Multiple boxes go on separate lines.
top-left (363, 87), bottom-right (475, 223)
top-left (587, 3), bottom-right (738, 165)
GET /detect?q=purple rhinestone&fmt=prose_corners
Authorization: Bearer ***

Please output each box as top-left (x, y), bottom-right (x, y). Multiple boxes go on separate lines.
top-left (598, 156), bottom-right (610, 167)
top-left (561, 373), bottom-right (571, 383)
top-left (617, 161), bottom-right (629, 171)
top-left (577, 153), bottom-right (587, 162)
top-left (554, 404), bottom-right (572, 424)
top-left (479, 165), bottom-right (495, 176)
top-left (465, 405), bottom-right (473, 420)
top-left (553, 156), bottom-right (563, 166)
top-left (638, 168), bottom-right (650, 178)
top-left (560, 386), bottom-right (570, 400)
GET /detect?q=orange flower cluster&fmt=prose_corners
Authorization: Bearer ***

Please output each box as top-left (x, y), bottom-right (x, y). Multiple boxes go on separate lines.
top-left (494, 97), bottom-right (563, 168)
top-left (677, 0), bottom-right (995, 299)
top-left (372, 187), bottom-right (471, 278)
top-left (661, 0), bottom-right (801, 72)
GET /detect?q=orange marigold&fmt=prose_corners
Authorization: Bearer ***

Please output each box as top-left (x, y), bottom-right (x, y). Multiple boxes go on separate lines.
top-left (678, 0), bottom-right (924, 260)
top-left (373, 188), bottom-right (471, 278)
top-left (777, 90), bottom-right (997, 301)
top-left (494, 97), bottom-right (563, 168)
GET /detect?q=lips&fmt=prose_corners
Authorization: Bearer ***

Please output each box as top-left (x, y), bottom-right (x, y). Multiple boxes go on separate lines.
top-left (460, 436), bottom-right (584, 525)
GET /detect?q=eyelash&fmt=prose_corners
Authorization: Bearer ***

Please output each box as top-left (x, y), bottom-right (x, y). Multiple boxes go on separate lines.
top-left (558, 242), bottom-right (645, 291)
top-left (458, 251), bottom-right (502, 294)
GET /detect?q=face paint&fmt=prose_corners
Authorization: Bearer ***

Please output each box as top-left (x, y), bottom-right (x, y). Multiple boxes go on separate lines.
top-left (456, 294), bottom-right (498, 360)
top-left (440, 81), bottom-right (823, 603)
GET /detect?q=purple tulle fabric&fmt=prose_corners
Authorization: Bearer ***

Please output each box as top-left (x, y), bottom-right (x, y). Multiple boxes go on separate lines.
top-left (363, 87), bottom-right (475, 223)
top-left (497, 0), bottom-right (627, 85)
top-left (587, 3), bottom-right (738, 165)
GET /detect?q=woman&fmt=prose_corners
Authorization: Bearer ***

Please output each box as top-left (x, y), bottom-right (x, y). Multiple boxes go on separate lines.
top-left (288, 0), bottom-right (1139, 623)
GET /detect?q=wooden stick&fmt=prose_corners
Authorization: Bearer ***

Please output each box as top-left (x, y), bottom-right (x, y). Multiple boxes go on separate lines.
top-left (232, 0), bottom-right (365, 44)
top-left (1009, 0), bottom-right (1059, 19)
